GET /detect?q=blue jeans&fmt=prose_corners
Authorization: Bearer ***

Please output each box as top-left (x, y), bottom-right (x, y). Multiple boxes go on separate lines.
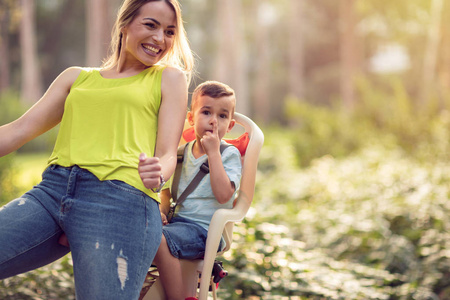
top-left (163, 216), bottom-right (209, 259)
top-left (0, 165), bottom-right (162, 300)
top-left (163, 216), bottom-right (223, 259)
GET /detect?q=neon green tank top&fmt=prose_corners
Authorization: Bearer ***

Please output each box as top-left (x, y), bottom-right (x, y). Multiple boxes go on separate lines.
top-left (48, 66), bottom-right (166, 201)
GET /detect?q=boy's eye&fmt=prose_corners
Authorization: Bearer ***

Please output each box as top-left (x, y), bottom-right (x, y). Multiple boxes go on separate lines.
top-left (220, 114), bottom-right (228, 119)
top-left (202, 111), bottom-right (210, 115)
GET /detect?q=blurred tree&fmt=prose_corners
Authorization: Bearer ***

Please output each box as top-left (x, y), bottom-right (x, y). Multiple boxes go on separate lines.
top-left (438, 0), bottom-right (450, 97)
top-left (420, 0), bottom-right (444, 106)
top-left (290, 0), bottom-right (341, 108)
top-left (20, 0), bottom-right (42, 104)
top-left (214, 0), bottom-right (249, 116)
top-left (420, 0), bottom-right (443, 105)
top-left (252, 0), bottom-right (272, 123)
top-left (357, 0), bottom-right (429, 98)
top-left (339, 0), bottom-right (358, 110)
top-left (1, 0), bottom-right (449, 124)
top-left (0, 22), bottom-right (9, 93)
top-left (0, 1), bottom-right (16, 93)
top-left (85, 0), bottom-right (111, 67)
top-left (38, 0), bottom-right (80, 82)
top-left (288, 0), bottom-right (305, 101)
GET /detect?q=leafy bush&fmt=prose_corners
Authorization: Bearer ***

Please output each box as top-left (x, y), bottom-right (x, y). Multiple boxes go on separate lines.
top-left (217, 138), bottom-right (450, 299)
top-left (0, 153), bottom-right (18, 206)
top-left (283, 77), bottom-right (450, 168)
top-left (0, 255), bottom-right (75, 300)
top-left (0, 91), bottom-right (58, 155)
top-left (0, 92), bottom-right (24, 205)
top-left (216, 85), bottom-right (450, 298)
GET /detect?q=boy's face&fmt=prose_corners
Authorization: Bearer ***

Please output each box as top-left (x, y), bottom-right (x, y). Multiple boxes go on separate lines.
top-left (188, 94), bottom-right (235, 141)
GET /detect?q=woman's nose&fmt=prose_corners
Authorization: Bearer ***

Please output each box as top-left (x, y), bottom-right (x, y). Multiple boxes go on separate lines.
top-left (153, 29), bottom-right (164, 43)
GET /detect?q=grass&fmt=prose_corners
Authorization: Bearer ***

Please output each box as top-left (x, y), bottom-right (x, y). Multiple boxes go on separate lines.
top-left (12, 152), bottom-right (50, 195)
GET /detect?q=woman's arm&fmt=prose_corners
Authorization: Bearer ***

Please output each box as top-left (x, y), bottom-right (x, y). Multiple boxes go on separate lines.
top-left (0, 67), bottom-right (81, 157)
top-left (138, 67), bottom-right (188, 190)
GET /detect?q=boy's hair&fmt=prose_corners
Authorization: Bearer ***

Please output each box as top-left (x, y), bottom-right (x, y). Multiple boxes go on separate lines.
top-left (191, 81), bottom-right (236, 115)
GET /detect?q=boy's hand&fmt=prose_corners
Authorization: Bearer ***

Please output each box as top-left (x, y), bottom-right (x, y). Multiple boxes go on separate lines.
top-left (160, 212), bottom-right (168, 225)
top-left (201, 121), bottom-right (220, 156)
top-left (138, 153), bottom-right (162, 190)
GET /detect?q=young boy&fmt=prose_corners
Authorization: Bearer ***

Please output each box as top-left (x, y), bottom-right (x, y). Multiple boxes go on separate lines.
top-left (152, 81), bottom-right (242, 300)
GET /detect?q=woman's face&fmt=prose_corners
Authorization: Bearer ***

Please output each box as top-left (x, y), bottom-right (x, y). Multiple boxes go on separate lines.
top-left (121, 1), bottom-right (176, 67)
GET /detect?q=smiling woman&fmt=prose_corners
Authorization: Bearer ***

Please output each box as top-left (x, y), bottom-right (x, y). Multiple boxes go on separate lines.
top-left (102, 0), bottom-right (194, 82)
top-left (104, 1), bottom-right (176, 76)
top-left (0, 1), bottom-right (194, 299)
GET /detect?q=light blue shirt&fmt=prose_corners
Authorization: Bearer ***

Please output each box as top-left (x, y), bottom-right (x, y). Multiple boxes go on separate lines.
top-left (174, 141), bottom-right (242, 232)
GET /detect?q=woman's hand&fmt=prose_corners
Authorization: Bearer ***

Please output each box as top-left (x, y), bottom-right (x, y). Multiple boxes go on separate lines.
top-left (138, 153), bottom-right (162, 190)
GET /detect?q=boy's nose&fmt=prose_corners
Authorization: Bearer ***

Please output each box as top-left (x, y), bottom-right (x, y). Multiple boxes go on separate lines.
top-left (209, 116), bottom-right (217, 125)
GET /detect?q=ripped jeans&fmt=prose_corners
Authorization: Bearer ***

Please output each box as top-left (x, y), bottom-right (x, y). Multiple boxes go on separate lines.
top-left (0, 165), bottom-right (162, 300)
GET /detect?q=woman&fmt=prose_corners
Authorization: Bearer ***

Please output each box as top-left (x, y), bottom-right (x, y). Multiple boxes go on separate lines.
top-left (0, 0), bottom-right (194, 299)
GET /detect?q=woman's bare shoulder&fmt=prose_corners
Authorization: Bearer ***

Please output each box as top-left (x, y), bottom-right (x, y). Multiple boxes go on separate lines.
top-left (61, 66), bottom-right (84, 80)
top-left (161, 66), bottom-right (185, 82)
top-left (51, 66), bottom-right (83, 88)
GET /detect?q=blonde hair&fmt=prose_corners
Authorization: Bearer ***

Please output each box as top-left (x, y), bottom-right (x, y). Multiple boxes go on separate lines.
top-left (102, 0), bottom-right (194, 84)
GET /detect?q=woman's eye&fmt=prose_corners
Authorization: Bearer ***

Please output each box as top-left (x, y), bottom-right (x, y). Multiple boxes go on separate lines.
top-left (165, 30), bottom-right (175, 36)
top-left (145, 23), bottom-right (156, 29)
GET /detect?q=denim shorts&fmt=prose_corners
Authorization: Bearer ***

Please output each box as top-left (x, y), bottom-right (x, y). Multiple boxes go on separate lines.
top-left (163, 216), bottom-right (220, 259)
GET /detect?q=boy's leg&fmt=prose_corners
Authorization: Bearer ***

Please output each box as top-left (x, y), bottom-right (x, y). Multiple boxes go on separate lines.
top-left (156, 218), bottom-right (210, 299)
top-left (0, 196), bottom-right (69, 279)
top-left (62, 171), bottom-right (162, 300)
top-left (153, 234), bottom-right (184, 300)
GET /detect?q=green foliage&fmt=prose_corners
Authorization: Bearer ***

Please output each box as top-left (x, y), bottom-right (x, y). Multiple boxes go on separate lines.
top-left (215, 88), bottom-right (450, 299)
top-left (0, 255), bottom-right (75, 300)
top-left (353, 76), bottom-right (450, 162)
top-left (0, 91), bottom-right (25, 123)
top-left (283, 97), bottom-right (380, 168)
top-left (283, 75), bottom-right (450, 168)
top-left (0, 153), bottom-right (18, 206)
top-left (217, 134), bottom-right (450, 299)
top-left (0, 91), bottom-right (24, 205)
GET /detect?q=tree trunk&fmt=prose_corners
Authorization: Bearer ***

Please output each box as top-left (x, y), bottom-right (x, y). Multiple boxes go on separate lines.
top-left (20, 0), bottom-right (42, 104)
top-left (439, 0), bottom-right (450, 93)
top-left (215, 0), bottom-right (249, 116)
top-left (339, 0), bottom-right (356, 110)
top-left (421, 0), bottom-right (443, 105)
top-left (86, 0), bottom-right (110, 67)
top-left (252, 0), bottom-right (271, 123)
top-left (288, 0), bottom-right (305, 100)
top-left (0, 9), bottom-right (10, 93)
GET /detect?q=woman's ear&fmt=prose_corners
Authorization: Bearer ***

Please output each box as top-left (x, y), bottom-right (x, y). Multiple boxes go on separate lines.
top-left (120, 26), bottom-right (128, 39)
